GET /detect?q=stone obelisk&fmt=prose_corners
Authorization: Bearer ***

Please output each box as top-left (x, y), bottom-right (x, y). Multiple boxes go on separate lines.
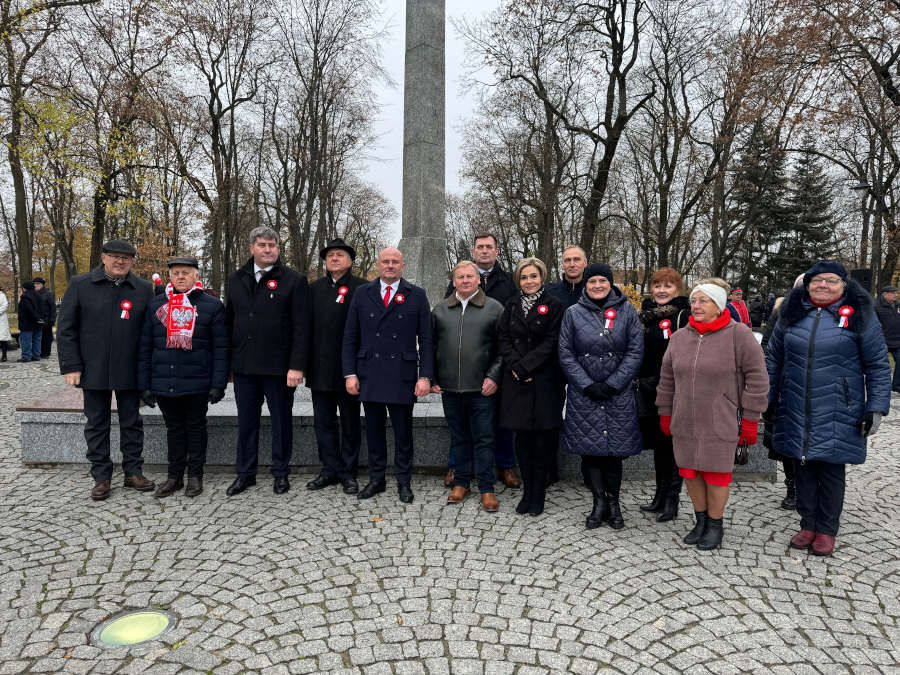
top-left (398, 0), bottom-right (447, 306)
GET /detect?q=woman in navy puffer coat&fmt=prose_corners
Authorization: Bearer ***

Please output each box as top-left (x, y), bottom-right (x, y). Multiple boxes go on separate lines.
top-left (765, 261), bottom-right (891, 556)
top-left (559, 263), bottom-right (643, 531)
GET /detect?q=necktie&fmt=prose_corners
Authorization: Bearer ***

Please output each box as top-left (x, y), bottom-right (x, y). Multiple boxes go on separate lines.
top-left (384, 286), bottom-right (391, 307)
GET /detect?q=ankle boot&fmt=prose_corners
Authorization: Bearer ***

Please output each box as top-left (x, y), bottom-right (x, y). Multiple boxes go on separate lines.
top-left (683, 511), bottom-right (708, 545)
top-left (606, 498), bottom-right (624, 529)
top-left (697, 516), bottom-right (724, 550)
top-left (516, 488), bottom-right (533, 515)
top-left (640, 478), bottom-right (667, 512)
top-left (780, 479), bottom-right (796, 510)
top-left (657, 474), bottom-right (682, 522)
top-left (529, 487), bottom-right (546, 516)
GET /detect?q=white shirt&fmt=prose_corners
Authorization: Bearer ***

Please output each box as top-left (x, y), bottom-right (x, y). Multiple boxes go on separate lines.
top-left (380, 280), bottom-right (398, 304)
top-left (254, 264), bottom-right (273, 282)
top-left (456, 291), bottom-right (476, 312)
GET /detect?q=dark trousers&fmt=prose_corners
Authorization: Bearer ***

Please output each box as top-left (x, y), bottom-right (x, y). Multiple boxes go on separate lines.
top-left (83, 389), bottom-right (144, 482)
top-left (157, 394), bottom-right (209, 479)
top-left (233, 373), bottom-right (295, 478)
top-left (584, 455), bottom-right (623, 501)
top-left (449, 424), bottom-right (514, 470)
top-left (795, 460), bottom-right (845, 536)
top-left (1, 340), bottom-right (7, 359)
top-left (889, 346), bottom-right (900, 391)
top-left (442, 392), bottom-right (496, 494)
top-left (363, 402), bottom-right (414, 486)
top-left (515, 429), bottom-right (557, 497)
top-left (311, 389), bottom-right (361, 480)
top-left (40, 324), bottom-right (53, 358)
top-left (640, 415), bottom-right (680, 484)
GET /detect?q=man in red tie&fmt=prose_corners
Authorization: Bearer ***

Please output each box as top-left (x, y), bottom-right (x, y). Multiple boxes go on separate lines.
top-left (342, 247), bottom-right (435, 503)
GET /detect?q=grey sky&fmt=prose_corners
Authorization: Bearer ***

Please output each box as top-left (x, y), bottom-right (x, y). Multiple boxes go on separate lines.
top-left (361, 0), bottom-right (499, 243)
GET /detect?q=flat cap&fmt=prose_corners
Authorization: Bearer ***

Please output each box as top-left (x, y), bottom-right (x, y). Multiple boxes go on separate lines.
top-left (167, 257), bottom-right (199, 269)
top-left (320, 237), bottom-right (356, 261)
top-left (882, 285), bottom-right (898, 293)
top-left (32, 277), bottom-right (45, 284)
top-left (22, 281), bottom-right (35, 290)
top-left (102, 239), bottom-right (137, 256)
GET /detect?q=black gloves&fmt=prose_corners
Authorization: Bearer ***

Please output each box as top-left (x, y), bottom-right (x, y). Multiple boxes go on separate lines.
top-left (763, 402), bottom-right (777, 425)
top-left (208, 388), bottom-right (226, 405)
top-left (140, 390), bottom-right (156, 408)
top-left (859, 412), bottom-right (883, 438)
top-left (584, 382), bottom-right (616, 402)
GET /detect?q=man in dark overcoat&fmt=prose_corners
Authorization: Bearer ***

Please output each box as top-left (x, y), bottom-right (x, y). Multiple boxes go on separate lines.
top-left (443, 231), bottom-right (520, 489)
top-left (342, 247), bottom-right (435, 503)
top-left (137, 257), bottom-right (230, 499)
top-left (17, 281), bottom-right (45, 362)
top-left (56, 239), bottom-right (156, 500)
top-left (33, 277), bottom-right (56, 359)
top-left (306, 238), bottom-right (368, 494)
top-left (225, 226), bottom-right (312, 496)
top-left (874, 285), bottom-right (900, 393)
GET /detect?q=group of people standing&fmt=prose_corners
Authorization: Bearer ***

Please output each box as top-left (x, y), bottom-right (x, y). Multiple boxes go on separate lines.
top-left (0, 277), bottom-right (55, 362)
top-left (49, 228), bottom-right (893, 556)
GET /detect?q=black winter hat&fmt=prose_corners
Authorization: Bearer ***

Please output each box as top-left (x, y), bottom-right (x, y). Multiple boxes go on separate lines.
top-left (803, 260), bottom-right (848, 286)
top-left (22, 281), bottom-right (35, 290)
top-left (32, 277), bottom-right (45, 284)
top-left (583, 263), bottom-right (614, 286)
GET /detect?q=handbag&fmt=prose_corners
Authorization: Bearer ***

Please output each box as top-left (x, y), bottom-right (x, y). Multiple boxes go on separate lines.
top-left (732, 327), bottom-right (750, 466)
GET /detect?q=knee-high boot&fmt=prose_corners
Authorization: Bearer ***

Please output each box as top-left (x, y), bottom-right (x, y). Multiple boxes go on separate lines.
top-left (585, 459), bottom-right (606, 529)
top-left (603, 459), bottom-right (625, 530)
top-left (514, 433), bottom-right (535, 515)
top-left (530, 432), bottom-right (552, 515)
top-left (657, 463), bottom-right (682, 522)
top-left (641, 445), bottom-right (669, 512)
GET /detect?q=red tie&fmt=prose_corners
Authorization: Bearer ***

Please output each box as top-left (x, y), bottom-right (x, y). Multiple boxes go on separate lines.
top-left (384, 287), bottom-right (391, 307)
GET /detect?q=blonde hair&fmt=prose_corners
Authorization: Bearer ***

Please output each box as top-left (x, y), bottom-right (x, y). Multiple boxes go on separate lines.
top-left (514, 258), bottom-right (548, 287)
top-left (452, 260), bottom-right (480, 276)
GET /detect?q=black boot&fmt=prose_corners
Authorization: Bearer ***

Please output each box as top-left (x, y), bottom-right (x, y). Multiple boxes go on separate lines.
top-left (603, 461), bottom-right (624, 530)
top-left (780, 479), bottom-right (796, 510)
top-left (585, 463), bottom-right (606, 529)
top-left (515, 433), bottom-right (534, 515)
top-left (683, 511), bottom-right (708, 545)
top-left (657, 472), bottom-right (682, 522)
top-left (697, 516), bottom-right (724, 550)
top-left (530, 432), bottom-right (551, 516)
top-left (640, 478), bottom-right (667, 512)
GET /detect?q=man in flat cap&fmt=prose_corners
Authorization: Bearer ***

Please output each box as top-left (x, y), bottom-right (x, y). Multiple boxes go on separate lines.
top-left (306, 238), bottom-right (368, 494)
top-left (57, 239), bottom-right (156, 500)
top-left (137, 257), bottom-right (229, 498)
top-left (225, 226), bottom-right (312, 496)
top-left (874, 285), bottom-right (900, 393)
top-left (32, 277), bottom-right (56, 359)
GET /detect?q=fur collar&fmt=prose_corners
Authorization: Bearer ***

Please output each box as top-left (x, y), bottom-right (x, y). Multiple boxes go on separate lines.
top-left (447, 287), bottom-right (486, 308)
top-left (641, 295), bottom-right (690, 311)
top-left (779, 279), bottom-right (873, 334)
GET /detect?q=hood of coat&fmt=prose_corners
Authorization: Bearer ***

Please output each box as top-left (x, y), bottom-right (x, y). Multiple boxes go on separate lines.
top-left (780, 279), bottom-right (873, 335)
top-left (576, 284), bottom-right (629, 313)
top-left (447, 287), bottom-right (486, 309)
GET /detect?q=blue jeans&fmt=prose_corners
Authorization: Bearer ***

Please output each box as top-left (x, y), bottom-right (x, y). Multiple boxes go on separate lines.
top-left (889, 346), bottom-right (900, 392)
top-left (449, 424), bottom-right (514, 470)
top-left (442, 392), bottom-right (496, 494)
top-left (19, 330), bottom-right (41, 361)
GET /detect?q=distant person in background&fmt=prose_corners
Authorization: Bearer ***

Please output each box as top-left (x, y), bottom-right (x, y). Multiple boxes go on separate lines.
top-left (764, 293), bottom-right (776, 323)
top-left (0, 284), bottom-right (11, 362)
top-left (873, 284), bottom-right (900, 394)
top-left (726, 287), bottom-right (752, 329)
top-left (33, 277), bottom-right (56, 359)
top-left (16, 281), bottom-right (45, 363)
top-left (748, 295), bottom-right (766, 330)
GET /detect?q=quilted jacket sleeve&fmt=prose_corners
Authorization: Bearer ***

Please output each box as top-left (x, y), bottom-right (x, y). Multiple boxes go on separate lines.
top-left (861, 315), bottom-right (892, 415)
top-left (210, 300), bottom-right (230, 391)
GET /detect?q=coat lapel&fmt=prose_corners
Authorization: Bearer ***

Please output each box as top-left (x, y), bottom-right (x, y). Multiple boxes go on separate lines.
top-left (367, 280), bottom-right (387, 315)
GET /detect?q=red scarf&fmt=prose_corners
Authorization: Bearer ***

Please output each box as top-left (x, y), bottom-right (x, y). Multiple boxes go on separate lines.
top-left (155, 282), bottom-right (203, 349)
top-left (810, 297), bottom-right (842, 308)
top-left (729, 299), bottom-right (750, 325)
top-left (689, 310), bottom-right (731, 335)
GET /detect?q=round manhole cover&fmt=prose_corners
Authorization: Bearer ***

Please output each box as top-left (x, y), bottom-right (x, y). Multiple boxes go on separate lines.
top-left (91, 609), bottom-right (178, 648)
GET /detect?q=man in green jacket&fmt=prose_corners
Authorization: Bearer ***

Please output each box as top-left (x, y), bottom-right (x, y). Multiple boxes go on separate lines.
top-left (431, 261), bottom-right (504, 511)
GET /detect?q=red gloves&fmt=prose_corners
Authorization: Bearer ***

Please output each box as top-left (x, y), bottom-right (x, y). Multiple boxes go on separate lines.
top-left (660, 416), bottom-right (671, 437)
top-left (739, 418), bottom-right (758, 445)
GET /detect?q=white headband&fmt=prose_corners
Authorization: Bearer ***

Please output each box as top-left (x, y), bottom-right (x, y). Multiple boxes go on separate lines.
top-left (691, 283), bottom-right (728, 311)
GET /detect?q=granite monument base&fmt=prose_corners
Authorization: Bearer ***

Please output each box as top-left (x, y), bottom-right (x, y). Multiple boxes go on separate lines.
top-left (16, 386), bottom-right (777, 481)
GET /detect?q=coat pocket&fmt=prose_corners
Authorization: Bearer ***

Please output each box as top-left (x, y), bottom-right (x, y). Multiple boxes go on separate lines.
top-left (841, 378), bottom-right (851, 411)
top-left (713, 394), bottom-right (740, 442)
top-left (402, 350), bottom-right (418, 382)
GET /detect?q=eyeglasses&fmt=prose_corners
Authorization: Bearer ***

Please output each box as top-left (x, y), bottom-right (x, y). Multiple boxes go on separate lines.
top-left (689, 297), bottom-right (713, 306)
top-left (809, 276), bottom-right (842, 287)
top-left (103, 254), bottom-right (133, 263)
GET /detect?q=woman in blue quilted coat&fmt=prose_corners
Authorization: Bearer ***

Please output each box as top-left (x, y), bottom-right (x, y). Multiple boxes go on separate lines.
top-left (765, 261), bottom-right (891, 557)
top-left (559, 263), bottom-right (643, 530)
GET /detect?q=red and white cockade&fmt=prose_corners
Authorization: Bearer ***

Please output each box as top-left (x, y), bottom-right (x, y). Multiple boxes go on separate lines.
top-left (336, 286), bottom-right (349, 303)
top-left (537, 305), bottom-right (548, 315)
top-left (395, 293), bottom-right (405, 304)
top-left (604, 308), bottom-right (617, 330)
top-left (838, 305), bottom-right (854, 328)
top-left (659, 319), bottom-right (672, 339)
top-left (267, 280), bottom-right (278, 290)
top-left (120, 300), bottom-right (132, 320)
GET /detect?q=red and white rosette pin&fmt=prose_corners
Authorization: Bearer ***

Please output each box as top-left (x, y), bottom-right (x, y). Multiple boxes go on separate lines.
top-left (395, 293), bottom-right (405, 304)
top-left (267, 280), bottom-right (277, 290)
top-left (838, 305), bottom-right (854, 328)
top-left (659, 319), bottom-right (672, 339)
top-left (537, 305), bottom-right (548, 315)
top-left (336, 286), bottom-right (349, 303)
top-left (120, 300), bottom-right (132, 320)
top-left (604, 308), bottom-right (617, 330)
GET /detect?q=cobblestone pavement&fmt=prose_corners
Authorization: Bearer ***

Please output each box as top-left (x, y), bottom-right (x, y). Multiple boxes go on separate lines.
top-left (2, 351), bottom-right (900, 674)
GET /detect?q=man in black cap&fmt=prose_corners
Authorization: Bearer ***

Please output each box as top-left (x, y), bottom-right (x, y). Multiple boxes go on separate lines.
top-left (225, 226), bottom-right (312, 496)
top-left (305, 238), bottom-right (368, 494)
top-left (16, 281), bottom-right (45, 362)
top-left (32, 277), bottom-right (56, 359)
top-left (137, 257), bottom-right (229, 498)
top-left (56, 239), bottom-right (156, 500)
top-left (874, 284), bottom-right (900, 393)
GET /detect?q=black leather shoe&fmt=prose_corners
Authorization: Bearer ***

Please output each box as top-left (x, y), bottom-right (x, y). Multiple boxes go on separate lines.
top-left (697, 517), bottom-right (724, 550)
top-left (606, 500), bottom-right (625, 530)
top-left (306, 475), bottom-right (339, 491)
top-left (273, 476), bottom-right (290, 494)
top-left (226, 475), bottom-right (256, 496)
top-left (357, 482), bottom-right (386, 499)
top-left (398, 484), bottom-right (414, 504)
top-left (586, 498), bottom-right (605, 529)
top-left (684, 511), bottom-right (708, 545)
top-left (342, 477), bottom-right (359, 494)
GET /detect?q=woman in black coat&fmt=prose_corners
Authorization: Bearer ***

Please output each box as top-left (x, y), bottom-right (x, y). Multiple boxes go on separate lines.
top-left (637, 268), bottom-right (690, 522)
top-left (498, 257), bottom-right (564, 516)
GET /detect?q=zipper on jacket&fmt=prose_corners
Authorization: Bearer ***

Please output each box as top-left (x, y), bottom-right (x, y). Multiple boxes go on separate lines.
top-left (691, 333), bottom-right (704, 464)
top-left (457, 305), bottom-right (465, 391)
top-left (801, 307), bottom-right (822, 465)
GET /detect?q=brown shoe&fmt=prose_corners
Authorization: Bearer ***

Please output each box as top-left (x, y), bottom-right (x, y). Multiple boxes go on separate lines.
top-left (91, 480), bottom-right (111, 501)
top-left (185, 477), bottom-right (203, 498)
top-left (789, 529), bottom-right (816, 550)
top-left (153, 478), bottom-right (184, 499)
top-left (811, 533), bottom-right (835, 557)
top-left (498, 468), bottom-right (521, 489)
top-left (482, 493), bottom-right (499, 512)
top-left (444, 469), bottom-right (455, 488)
top-left (447, 486), bottom-right (470, 504)
top-left (124, 474), bottom-right (156, 492)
